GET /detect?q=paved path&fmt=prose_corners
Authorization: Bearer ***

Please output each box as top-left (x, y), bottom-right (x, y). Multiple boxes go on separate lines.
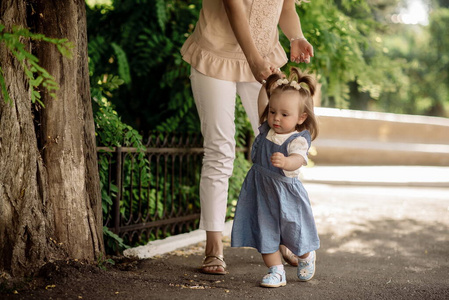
top-left (131, 174), bottom-right (449, 299)
top-left (3, 167), bottom-right (448, 300)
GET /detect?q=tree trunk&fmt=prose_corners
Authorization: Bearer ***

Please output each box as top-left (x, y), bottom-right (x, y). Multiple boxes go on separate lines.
top-left (0, 0), bottom-right (104, 277)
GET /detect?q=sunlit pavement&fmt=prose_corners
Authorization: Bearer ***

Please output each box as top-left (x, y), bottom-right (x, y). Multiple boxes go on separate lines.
top-left (129, 165), bottom-right (449, 299)
top-left (301, 165), bottom-right (449, 187)
top-left (291, 180), bottom-right (449, 299)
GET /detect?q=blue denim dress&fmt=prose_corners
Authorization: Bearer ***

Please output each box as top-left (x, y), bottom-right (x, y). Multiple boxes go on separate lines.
top-left (231, 122), bottom-right (320, 256)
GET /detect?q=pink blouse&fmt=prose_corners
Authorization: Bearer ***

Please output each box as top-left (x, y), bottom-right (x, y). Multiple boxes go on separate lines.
top-left (181, 0), bottom-right (288, 82)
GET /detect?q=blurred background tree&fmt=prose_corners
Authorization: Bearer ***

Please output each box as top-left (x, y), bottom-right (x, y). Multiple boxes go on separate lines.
top-left (83, 0), bottom-right (448, 251)
top-left (86, 0), bottom-right (448, 138)
top-left (348, 0), bottom-right (449, 116)
top-left (87, 0), bottom-right (202, 135)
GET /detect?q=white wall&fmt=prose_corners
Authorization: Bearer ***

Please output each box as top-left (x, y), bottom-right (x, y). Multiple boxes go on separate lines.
top-left (313, 108), bottom-right (449, 166)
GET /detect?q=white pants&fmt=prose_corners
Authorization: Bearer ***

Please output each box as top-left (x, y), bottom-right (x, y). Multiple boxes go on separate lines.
top-left (190, 68), bottom-right (261, 231)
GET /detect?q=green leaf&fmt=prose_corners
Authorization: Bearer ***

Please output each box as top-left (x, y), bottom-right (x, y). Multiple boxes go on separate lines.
top-left (111, 43), bottom-right (131, 85)
top-left (30, 76), bottom-right (44, 87)
top-left (0, 68), bottom-right (12, 104)
top-left (155, 0), bottom-right (167, 32)
top-left (0, 25), bottom-right (73, 105)
top-left (31, 90), bottom-right (41, 101)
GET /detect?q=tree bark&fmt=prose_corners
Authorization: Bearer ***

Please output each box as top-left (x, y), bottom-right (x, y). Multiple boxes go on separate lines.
top-left (0, 0), bottom-right (104, 277)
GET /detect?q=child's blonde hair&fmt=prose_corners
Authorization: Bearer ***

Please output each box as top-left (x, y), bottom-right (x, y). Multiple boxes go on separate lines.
top-left (260, 67), bottom-right (319, 140)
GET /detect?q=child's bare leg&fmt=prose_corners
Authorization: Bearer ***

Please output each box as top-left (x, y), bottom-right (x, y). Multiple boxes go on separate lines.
top-left (260, 250), bottom-right (286, 287)
top-left (262, 250), bottom-right (282, 267)
top-left (297, 251), bottom-right (316, 281)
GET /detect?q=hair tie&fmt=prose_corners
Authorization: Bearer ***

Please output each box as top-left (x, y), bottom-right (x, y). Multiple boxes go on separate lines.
top-left (272, 78), bottom-right (301, 90)
top-left (290, 80), bottom-right (301, 90)
top-left (272, 78), bottom-right (288, 89)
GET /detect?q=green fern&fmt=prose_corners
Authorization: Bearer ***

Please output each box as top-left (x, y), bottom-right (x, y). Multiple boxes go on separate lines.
top-left (0, 24), bottom-right (73, 106)
top-left (111, 42), bottom-right (131, 85)
top-left (155, 0), bottom-right (167, 32)
top-left (103, 226), bottom-right (130, 253)
top-left (0, 66), bottom-right (9, 103)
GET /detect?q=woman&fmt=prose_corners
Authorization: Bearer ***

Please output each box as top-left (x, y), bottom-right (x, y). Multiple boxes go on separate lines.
top-left (181, 0), bottom-right (313, 274)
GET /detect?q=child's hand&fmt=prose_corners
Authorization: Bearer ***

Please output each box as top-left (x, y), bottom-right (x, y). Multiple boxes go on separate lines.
top-left (271, 152), bottom-right (286, 169)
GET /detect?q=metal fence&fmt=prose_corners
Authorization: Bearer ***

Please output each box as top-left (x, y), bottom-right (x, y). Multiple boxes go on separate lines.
top-left (98, 132), bottom-right (250, 246)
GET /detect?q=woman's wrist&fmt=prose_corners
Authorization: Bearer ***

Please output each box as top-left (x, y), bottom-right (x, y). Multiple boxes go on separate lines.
top-left (290, 36), bottom-right (307, 44)
top-left (247, 51), bottom-right (265, 65)
top-left (247, 54), bottom-right (265, 73)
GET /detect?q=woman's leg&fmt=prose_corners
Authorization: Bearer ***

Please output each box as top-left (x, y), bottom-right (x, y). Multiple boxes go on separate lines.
top-left (280, 244), bottom-right (299, 266)
top-left (237, 81), bottom-right (262, 135)
top-left (190, 68), bottom-right (237, 272)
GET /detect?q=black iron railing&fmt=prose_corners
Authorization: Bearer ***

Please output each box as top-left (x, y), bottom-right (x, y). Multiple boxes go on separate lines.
top-left (98, 132), bottom-right (249, 246)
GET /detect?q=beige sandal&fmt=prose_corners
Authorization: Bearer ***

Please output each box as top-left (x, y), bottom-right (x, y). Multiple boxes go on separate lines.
top-left (200, 255), bottom-right (227, 275)
top-left (280, 245), bottom-right (299, 267)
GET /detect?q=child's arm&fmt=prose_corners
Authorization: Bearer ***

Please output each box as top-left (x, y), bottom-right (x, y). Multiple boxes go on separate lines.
top-left (271, 152), bottom-right (305, 172)
top-left (257, 86), bottom-right (268, 119)
top-left (271, 136), bottom-right (309, 171)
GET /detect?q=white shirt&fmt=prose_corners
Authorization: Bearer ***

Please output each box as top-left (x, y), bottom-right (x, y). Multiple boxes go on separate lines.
top-left (266, 128), bottom-right (309, 178)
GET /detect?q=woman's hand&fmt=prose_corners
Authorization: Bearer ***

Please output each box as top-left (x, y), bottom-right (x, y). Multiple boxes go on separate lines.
top-left (223, 0), bottom-right (279, 83)
top-left (279, 0), bottom-right (313, 64)
top-left (290, 38), bottom-right (314, 64)
top-left (248, 57), bottom-right (275, 83)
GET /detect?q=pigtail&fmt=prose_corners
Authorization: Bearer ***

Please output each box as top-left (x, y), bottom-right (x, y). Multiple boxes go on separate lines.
top-left (288, 67), bottom-right (316, 97)
top-left (259, 72), bottom-right (283, 125)
top-left (288, 67), bottom-right (319, 140)
top-left (260, 67), bottom-right (319, 140)
top-left (265, 73), bottom-right (283, 98)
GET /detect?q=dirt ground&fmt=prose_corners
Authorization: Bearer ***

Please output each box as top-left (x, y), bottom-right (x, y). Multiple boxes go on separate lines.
top-left (1, 183), bottom-right (449, 299)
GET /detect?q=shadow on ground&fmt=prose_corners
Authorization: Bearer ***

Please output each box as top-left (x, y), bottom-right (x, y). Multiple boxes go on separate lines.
top-left (2, 218), bottom-right (448, 300)
top-left (2, 184), bottom-right (449, 299)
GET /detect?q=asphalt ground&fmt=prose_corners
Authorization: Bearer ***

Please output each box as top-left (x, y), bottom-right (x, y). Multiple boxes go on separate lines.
top-left (136, 175), bottom-right (449, 300)
top-left (4, 166), bottom-right (448, 299)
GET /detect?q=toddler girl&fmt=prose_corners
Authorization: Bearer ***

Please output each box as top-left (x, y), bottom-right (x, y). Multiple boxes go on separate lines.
top-left (231, 67), bottom-right (320, 287)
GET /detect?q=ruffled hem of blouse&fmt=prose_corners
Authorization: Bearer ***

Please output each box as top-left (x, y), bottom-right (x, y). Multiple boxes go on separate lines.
top-left (181, 36), bottom-right (288, 82)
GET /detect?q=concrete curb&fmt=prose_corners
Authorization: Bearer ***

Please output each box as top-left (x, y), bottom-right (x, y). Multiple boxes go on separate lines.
top-left (123, 221), bottom-right (233, 259)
